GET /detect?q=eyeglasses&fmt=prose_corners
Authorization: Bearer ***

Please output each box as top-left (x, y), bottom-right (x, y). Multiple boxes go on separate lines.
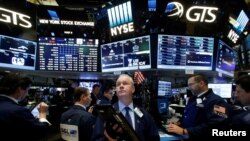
top-left (188, 82), bottom-right (198, 87)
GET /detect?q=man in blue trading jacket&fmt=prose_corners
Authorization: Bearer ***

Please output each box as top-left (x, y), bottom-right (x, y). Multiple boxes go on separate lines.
top-left (92, 74), bottom-right (160, 141)
top-left (0, 72), bottom-right (51, 141)
top-left (230, 75), bottom-right (250, 138)
top-left (60, 87), bottom-right (96, 141)
top-left (167, 74), bottom-right (230, 140)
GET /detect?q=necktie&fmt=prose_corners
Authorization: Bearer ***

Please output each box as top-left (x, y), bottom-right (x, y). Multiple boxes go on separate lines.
top-left (125, 107), bottom-right (132, 127)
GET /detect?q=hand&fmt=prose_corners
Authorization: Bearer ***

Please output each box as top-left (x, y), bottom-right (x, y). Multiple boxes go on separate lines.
top-left (104, 130), bottom-right (117, 141)
top-left (88, 106), bottom-right (94, 113)
top-left (38, 102), bottom-right (48, 118)
top-left (111, 123), bottom-right (123, 134)
top-left (166, 123), bottom-right (184, 135)
top-left (104, 122), bottom-right (123, 140)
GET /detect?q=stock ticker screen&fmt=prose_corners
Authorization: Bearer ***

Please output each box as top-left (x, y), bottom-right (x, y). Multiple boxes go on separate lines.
top-left (38, 37), bottom-right (99, 72)
top-left (157, 80), bottom-right (172, 97)
top-left (0, 35), bottom-right (36, 70)
top-left (101, 35), bottom-right (151, 72)
top-left (157, 35), bottom-right (214, 70)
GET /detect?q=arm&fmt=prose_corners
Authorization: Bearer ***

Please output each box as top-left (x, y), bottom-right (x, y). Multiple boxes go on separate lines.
top-left (143, 110), bottom-right (160, 141)
top-left (15, 106), bottom-right (50, 140)
top-left (186, 98), bottom-right (230, 137)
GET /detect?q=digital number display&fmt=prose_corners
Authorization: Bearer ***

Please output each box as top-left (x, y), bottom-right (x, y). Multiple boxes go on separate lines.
top-left (38, 37), bottom-right (99, 72)
top-left (157, 34), bottom-right (214, 70)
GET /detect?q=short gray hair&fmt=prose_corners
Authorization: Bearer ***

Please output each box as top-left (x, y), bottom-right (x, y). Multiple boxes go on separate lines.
top-left (117, 74), bottom-right (134, 85)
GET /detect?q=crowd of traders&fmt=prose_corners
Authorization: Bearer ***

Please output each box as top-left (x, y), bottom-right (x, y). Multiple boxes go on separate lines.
top-left (0, 72), bottom-right (250, 140)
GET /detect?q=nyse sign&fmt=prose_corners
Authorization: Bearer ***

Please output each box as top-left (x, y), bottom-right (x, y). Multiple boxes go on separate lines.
top-left (227, 29), bottom-right (239, 43)
top-left (0, 7), bottom-right (32, 28)
top-left (186, 6), bottom-right (218, 23)
top-left (110, 22), bottom-right (134, 36)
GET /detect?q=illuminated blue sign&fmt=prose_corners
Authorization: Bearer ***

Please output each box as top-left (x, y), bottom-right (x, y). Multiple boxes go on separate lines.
top-left (107, 1), bottom-right (134, 36)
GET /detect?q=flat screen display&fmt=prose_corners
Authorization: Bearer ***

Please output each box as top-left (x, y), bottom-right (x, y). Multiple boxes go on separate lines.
top-left (157, 34), bottom-right (214, 70)
top-left (0, 35), bottom-right (36, 70)
top-left (101, 35), bottom-right (151, 72)
top-left (208, 83), bottom-right (232, 98)
top-left (216, 40), bottom-right (236, 77)
top-left (158, 80), bottom-right (171, 97)
top-left (157, 98), bottom-right (168, 114)
top-left (38, 37), bottom-right (99, 72)
top-left (79, 81), bottom-right (100, 92)
top-left (172, 88), bottom-right (180, 95)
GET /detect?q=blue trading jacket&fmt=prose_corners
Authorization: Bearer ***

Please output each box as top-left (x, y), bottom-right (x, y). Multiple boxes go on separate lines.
top-left (181, 89), bottom-right (230, 138)
top-left (91, 102), bottom-right (160, 141)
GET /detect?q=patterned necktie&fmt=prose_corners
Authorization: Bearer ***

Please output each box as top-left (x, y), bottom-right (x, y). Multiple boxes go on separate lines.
top-left (125, 107), bottom-right (132, 127)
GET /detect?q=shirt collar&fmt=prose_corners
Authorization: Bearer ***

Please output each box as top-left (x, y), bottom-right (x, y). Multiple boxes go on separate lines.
top-left (74, 103), bottom-right (86, 110)
top-left (118, 101), bottom-right (134, 111)
top-left (197, 89), bottom-right (209, 98)
top-left (0, 94), bottom-right (18, 104)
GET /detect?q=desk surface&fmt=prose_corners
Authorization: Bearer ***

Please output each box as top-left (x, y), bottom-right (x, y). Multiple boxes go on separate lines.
top-left (169, 104), bottom-right (185, 108)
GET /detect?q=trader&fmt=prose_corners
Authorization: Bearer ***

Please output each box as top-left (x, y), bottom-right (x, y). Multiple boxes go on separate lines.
top-left (0, 72), bottom-right (50, 140)
top-left (167, 74), bottom-right (230, 139)
top-left (92, 74), bottom-right (160, 141)
top-left (61, 87), bottom-right (96, 141)
top-left (230, 75), bottom-right (250, 137)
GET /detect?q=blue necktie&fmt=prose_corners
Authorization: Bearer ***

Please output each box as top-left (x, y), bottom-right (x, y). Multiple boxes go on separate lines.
top-left (125, 107), bottom-right (132, 127)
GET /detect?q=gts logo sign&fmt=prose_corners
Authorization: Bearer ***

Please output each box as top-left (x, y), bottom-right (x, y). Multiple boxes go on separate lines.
top-left (166, 2), bottom-right (218, 23)
top-left (0, 7), bottom-right (32, 28)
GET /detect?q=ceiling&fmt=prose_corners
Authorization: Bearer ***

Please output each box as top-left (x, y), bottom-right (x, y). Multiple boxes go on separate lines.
top-left (27, 0), bottom-right (112, 9)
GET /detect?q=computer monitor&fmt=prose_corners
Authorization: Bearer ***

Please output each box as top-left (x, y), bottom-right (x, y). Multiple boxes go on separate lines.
top-left (208, 83), bottom-right (232, 98)
top-left (157, 80), bottom-right (172, 97)
top-left (171, 88), bottom-right (180, 95)
top-left (157, 98), bottom-right (169, 114)
top-left (215, 40), bottom-right (236, 77)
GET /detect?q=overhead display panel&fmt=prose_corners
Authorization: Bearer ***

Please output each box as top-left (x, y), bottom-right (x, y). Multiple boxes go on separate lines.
top-left (215, 40), bottom-right (236, 77)
top-left (157, 34), bottom-right (214, 70)
top-left (101, 35), bottom-right (151, 72)
top-left (37, 37), bottom-right (99, 72)
top-left (0, 35), bottom-right (36, 70)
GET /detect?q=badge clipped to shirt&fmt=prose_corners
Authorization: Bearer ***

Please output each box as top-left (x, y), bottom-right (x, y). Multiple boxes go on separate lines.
top-left (196, 98), bottom-right (202, 104)
top-left (134, 107), bottom-right (143, 118)
top-left (196, 98), bottom-right (204, 107)
top-left (213, 105), bottom-right (227, 118)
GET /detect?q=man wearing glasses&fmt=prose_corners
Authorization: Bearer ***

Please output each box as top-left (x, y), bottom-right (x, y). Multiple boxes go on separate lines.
top-left (166, 74), bottom-right (230, 140)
